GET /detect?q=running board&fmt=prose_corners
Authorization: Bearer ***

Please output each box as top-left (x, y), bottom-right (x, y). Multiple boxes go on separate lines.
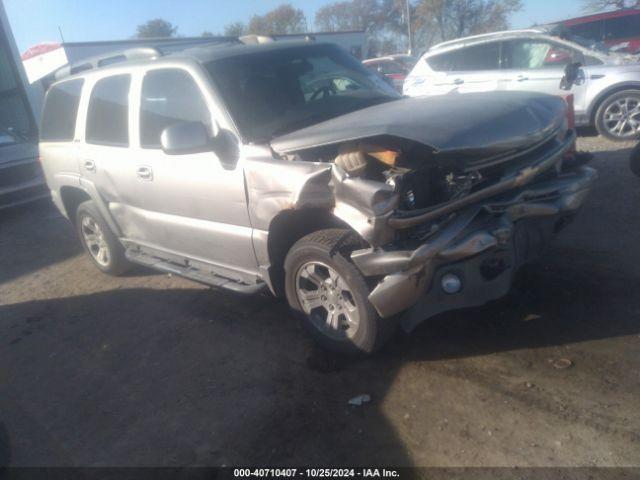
top-left (125, 248), bottom-right (266, 294)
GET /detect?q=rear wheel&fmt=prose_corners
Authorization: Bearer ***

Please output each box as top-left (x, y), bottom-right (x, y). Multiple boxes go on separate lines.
top-left (595, 90), bottom-right (640, 141)
top-left (284, 229), bottom-right (396, 354)
top-left (76, 200), bottom-right (131, 275)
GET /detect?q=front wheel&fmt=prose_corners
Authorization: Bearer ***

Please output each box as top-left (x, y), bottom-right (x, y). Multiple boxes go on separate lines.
top-left (284, 229), bottom-right (396, 354)
top-left (595, 90), bottom-right (640, 141)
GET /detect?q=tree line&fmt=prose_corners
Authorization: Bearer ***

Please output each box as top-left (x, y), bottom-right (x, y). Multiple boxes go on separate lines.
top-left (135, 0), bottom-right (637, 57)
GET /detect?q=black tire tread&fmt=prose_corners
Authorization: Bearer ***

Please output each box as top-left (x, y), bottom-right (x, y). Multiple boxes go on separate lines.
top-left (284, 228), bottom-right (396, 354)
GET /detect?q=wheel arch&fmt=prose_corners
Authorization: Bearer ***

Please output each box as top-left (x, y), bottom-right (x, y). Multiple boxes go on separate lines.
top-left (59, 183), bottom-right (121, 236)
top-left (59, 186), bottom-right (91, 225)
top-left (588, 82), bottom-right (640, 124)
top-left (265, 208), bottom-right (359, 297)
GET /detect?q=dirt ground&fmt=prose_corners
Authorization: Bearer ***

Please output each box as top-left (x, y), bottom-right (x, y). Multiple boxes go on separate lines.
top-left (0, 135), bottom-right (639, 468)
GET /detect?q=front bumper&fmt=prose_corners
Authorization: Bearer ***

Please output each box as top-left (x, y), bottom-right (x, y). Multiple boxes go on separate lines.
top-left (351, 165), bottom-right (597, 331)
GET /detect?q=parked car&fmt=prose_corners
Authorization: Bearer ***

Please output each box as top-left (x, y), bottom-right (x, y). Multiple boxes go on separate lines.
top-left (40, 41), bottom-right (596, 353)
top-left (0, 10), bottom-right (48, 210)
top-left (549, 8), bottom-right (640, 55)
top-left (0, 132), bottom-right (48, 210)
top-left (404, 29), bottom-right (640, 141)
top-left (363, 54), bottom-right (418, 91)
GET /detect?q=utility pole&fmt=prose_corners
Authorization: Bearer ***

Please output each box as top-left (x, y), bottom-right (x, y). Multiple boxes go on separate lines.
top-left (405, 0), bottom-right (412, 55)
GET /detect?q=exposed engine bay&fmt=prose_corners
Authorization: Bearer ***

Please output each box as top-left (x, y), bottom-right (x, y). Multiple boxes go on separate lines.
top-left (292, 137), bottom-right (486, 214)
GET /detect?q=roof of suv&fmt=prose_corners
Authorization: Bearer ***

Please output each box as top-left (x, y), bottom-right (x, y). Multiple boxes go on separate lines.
top-left (175, 39), bottom-right (324, 63)
top-left (53, 39), bottom-right (326, 83)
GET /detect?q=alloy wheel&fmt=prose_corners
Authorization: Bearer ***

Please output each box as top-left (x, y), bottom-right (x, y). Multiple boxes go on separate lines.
top-left (295, 261), bottom-right (360, 341)
top-left (603, 96), bottom-right (640, 139)
top-left (80, 215), bottom-right (110, 267)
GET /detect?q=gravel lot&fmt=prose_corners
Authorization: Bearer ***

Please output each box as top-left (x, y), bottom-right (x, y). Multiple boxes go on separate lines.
top-left (0, 135), bottom-right (639, 468)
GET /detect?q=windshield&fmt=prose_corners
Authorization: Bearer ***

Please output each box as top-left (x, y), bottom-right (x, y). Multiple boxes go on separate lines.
top-left (206, 44), bottom-right (400, 142)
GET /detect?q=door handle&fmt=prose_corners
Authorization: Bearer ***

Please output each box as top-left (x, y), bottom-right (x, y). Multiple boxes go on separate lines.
top-left (83, 160), bottom-right (96, 172)
top-left (453, 78), bottom-right (464, 85)
top-left (516, 75), bottom-right (529, 82)
top-left (136, 166), bottom-right (153, 181)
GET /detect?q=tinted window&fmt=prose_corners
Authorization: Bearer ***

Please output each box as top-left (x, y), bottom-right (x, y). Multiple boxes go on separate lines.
top-left (504, 40), bottom-right (578, 69)
top-left (452, 42), bottom-right (501, 70)
top-left (428, 42), bottom-right (500, 72)
top-left (40, 79), bottom-right (83, 142)
top-left (427, 52), bottom-right (456, 72)
top-left (140, 69), bottom-right (211, 149)
top-left (86, 75), bottom-right (130, 146)
top-left (604, 14), bottom-right (640, 41)
top-left (568, 20), bottom-right (604, 42)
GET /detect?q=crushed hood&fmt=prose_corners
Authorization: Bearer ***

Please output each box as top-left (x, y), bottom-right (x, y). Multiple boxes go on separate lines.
top-left (271, 91), bottom-right (567, 156)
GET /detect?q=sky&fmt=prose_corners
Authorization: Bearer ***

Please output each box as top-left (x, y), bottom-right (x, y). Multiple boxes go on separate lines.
top-left (5, 0), bottom-right (586, 54)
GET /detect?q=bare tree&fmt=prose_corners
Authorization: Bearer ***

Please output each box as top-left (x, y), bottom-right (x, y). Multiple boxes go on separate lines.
top-left (413, 0), bottom-right (522, 47)
top-left (247, 4), bottom-right (307, 35)
top-left (315, 0), bottom-right (384, 32)
top-left (315, 0), bottom-right (406, 55)
top-left (315, 0), bottom-right (406, 34)
top-left (224, 22), bottom-right (247, 37)
top-left (582, 0), bottom-right (640, 11)
top-left (135, 18), bottom-right (178, 38)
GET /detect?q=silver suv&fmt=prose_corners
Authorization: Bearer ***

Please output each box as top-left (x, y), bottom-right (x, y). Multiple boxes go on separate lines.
top-left (40, 40), bottom-right (596, 353)
top-left (405, 29), bottom-right (640, 141)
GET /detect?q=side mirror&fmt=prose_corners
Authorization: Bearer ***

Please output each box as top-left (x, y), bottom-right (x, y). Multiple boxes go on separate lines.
top-left (160, 121), bottom-right (211, 155)
top-left (560, 62), bottom-right (582, 91)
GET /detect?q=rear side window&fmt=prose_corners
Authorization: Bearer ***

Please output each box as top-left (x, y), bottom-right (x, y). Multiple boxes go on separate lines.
top-left (140, 69), bottom-right (211, 149)
top-left (427, 52), bottom-right (456, 72)
top-left (40, 79), bottom-right (84, 142)
top-left (86, 75), bottom-right (130, 147)
top-left (604, 14), bottom-right (640, 41)
top-left (427, 42), bottom-right (500, 72)
top-left (451, 42), bottom-right (501, 70)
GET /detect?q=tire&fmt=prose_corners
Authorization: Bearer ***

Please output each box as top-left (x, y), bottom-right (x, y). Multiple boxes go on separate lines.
top-left (595, 89), bottom-right (640, 141)
top-left (284, 229), bottom-right (396, 354)
top-left (630, 143), bottom-right (640, 178)
top-left (75, 200), bottom-right (131, 275)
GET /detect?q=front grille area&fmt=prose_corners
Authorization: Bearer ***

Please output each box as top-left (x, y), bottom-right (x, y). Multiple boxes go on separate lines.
top-left (463, 126), bottom-right (568, 176)
top-left (464, 130), bottom-right (571, 196)
top-left (0, 159), bottom-right (43, 189)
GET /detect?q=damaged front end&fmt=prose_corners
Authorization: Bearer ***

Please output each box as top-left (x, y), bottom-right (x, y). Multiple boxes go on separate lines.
top-left (266, 94), bottom-right (596, 331)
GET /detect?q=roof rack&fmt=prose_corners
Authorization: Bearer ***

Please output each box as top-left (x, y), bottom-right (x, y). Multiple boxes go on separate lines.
top-left (238, 34), bottom-right (316, 45)
top-left (52, 34), bottom-right (318, 81)
top-left (54, 47), bottom-right (162, 80)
